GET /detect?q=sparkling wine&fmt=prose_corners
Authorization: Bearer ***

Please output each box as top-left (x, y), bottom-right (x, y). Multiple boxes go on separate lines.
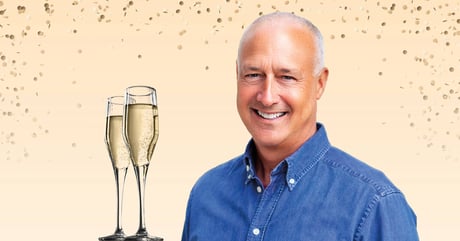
top-left (124, 103), bottom-right (159, 166)
top-left (106, 115), bottom-right (131, 169)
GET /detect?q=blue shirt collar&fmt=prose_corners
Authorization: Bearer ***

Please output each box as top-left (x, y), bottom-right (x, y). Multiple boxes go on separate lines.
top-left (243, 123), bottom-right (331, 191)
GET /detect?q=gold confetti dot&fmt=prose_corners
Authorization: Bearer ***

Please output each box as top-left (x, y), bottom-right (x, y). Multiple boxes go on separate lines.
top-left (17, 5), bottom-right (26, 14)
top-left (449, 67), bottom-right (455, 72)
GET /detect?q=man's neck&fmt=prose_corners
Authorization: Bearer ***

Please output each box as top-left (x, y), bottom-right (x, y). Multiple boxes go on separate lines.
top-left (253, 124), bottom-right (318, 187)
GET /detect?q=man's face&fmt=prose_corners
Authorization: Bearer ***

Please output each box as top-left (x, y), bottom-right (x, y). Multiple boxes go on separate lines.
top-left (236, 22), bottom-right (328, 152)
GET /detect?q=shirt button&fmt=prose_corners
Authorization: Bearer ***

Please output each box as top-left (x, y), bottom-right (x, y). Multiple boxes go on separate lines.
top-left (256, 186), bottom-right (262, 193)
top-left (289, 178), bottom-right (296, 184)
top-left (252, 228), bottom-right (260, 236)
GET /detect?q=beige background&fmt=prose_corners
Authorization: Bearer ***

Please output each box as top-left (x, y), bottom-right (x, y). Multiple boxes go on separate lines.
top-left (1, 0), bottom-right (459, 240)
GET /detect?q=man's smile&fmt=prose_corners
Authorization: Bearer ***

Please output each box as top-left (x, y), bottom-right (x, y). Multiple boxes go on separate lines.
top-left (253, 109), bottom-right (287, 120)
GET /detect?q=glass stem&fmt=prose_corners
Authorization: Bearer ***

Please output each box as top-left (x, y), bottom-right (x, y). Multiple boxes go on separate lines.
top-left (133, 164), bottom-right (150, 235)
top-left (113, 167), bottom-right (128, 235)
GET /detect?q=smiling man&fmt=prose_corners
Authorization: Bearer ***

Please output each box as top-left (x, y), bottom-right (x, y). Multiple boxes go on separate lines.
top-left (181, 12), bottom-right (419, 241)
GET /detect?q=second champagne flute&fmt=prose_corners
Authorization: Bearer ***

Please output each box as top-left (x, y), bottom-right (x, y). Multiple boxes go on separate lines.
top-left (123, 86), bottom-right (162, 241)
top-left (99, 96), bottom-right (130, 241)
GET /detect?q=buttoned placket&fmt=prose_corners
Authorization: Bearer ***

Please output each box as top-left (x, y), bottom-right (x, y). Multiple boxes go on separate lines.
top-left (245, 164), bottom-right (286, 241)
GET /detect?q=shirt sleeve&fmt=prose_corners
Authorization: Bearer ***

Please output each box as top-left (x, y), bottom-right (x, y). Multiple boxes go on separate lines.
top-left (355, 192), bottom-right (419, 241)
top-left (181, 191), bottom-right (193, 241)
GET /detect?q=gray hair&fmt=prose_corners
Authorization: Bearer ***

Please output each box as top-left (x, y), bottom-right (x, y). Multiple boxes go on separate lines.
top-left (238, 12), bottom-right (325, 76)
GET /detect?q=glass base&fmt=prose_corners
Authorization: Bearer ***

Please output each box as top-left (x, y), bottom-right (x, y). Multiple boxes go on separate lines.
top-left (125, 234), bottom-right (163, 241)
top-left (99, 233), bottom-right (126, 241)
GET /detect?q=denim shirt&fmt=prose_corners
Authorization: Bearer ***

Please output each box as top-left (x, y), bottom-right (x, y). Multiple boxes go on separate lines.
top-left (181, 124), bottom-right (419, 241)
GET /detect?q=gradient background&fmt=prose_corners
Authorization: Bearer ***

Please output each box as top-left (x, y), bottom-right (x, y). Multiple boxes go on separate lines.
top-left (1, 0), bottom-right (459, 240)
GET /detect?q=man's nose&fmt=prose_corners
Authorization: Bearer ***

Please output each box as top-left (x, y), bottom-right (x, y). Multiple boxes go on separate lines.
top-left (256, 76), bottom-right (279, 106)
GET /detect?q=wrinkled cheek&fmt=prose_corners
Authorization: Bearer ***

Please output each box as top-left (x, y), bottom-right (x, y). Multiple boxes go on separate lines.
top-left (236, 93), bottom-right (250, 128)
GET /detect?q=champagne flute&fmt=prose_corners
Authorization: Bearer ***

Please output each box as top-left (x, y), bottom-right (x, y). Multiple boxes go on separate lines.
top-left (123, 86), bottom-right (162, 241)
top-left (100, 96), bottom-right (131, 241)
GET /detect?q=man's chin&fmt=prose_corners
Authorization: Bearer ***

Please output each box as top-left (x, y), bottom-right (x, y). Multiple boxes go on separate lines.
top-left (252, 135), bottom-right (284, 149)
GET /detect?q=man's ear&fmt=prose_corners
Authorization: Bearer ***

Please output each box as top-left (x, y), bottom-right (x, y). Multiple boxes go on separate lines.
top-left (316, 67), bottom-right (329, 100)
top-left (235, 60), bottom-right (239, 78)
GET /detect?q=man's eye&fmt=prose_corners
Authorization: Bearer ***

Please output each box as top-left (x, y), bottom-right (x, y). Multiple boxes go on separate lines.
top-left (246, 73), bottom-right (260, 78)
top-left (281, 75), bottom-right (295, 81)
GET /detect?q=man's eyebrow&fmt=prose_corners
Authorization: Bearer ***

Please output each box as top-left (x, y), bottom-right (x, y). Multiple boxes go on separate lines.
top-left (279, 67), bottom-right (302, 75)
top-left (279, 68), bottom-right (294, 73)
top-left (241, 65), bottom-right (261, 72)
top-left (241, 65), bottom-right (301, 75)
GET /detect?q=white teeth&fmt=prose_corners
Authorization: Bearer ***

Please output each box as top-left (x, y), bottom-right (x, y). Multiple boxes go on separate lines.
top-left (257, 110), bottom-right (285, 119)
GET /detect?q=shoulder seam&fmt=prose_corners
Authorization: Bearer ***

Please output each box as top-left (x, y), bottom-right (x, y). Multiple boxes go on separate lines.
top-left (323, 150), bottom-right (400, 197)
